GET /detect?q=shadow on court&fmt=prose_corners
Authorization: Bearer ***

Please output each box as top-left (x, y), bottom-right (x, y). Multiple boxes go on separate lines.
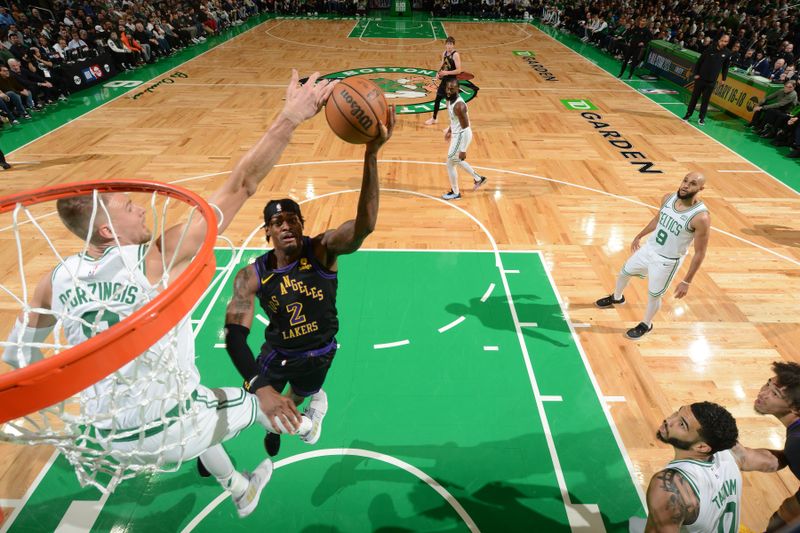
top-left (446, 294), bottom-right (571, 348)
top-left (308, 432), bottom-right (640, 532)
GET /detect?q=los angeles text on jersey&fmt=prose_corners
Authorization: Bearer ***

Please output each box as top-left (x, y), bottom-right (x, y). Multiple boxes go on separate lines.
top-left (579, 112), bottom-right (663, 174)
top-left (57, 282), bottom-right (140, 308)
top-left (277, 274), bottom-right (324, 301)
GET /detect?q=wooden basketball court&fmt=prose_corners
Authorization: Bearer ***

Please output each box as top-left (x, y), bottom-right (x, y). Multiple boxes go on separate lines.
top-left (1, 17), bottom-right (797, 531)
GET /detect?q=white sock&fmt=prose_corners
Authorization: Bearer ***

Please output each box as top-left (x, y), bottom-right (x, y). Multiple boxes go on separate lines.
top-left (643, 295), bottom-right (662, 326)
top-left (457, 159), bottom-right (481, 181)
top-left (613, 273), bottom-right (630, 301)
top-left (201, 444), bottom-right (248, 498)
top-left (446, 160), bottom-right (459, 195)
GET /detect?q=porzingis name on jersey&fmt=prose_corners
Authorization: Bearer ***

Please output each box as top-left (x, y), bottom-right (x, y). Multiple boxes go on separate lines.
top-left (57, 282), bottom-right (140, 308)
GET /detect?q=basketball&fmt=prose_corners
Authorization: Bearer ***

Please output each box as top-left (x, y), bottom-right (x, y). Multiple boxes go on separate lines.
top-left (325, 77), bottom-right (388, 144)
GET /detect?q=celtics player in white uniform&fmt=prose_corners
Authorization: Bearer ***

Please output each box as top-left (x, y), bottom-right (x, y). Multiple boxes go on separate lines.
top-left (0, 71), bottom-right (384, 517)
top-left (595, 172), bottom-right (710, 339)
top-left (630, 401), bottom-right (779, 533)
top-left (441, 77), bottom-right (487, 200)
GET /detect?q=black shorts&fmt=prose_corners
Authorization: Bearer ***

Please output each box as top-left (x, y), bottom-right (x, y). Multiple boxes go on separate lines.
top-left (257, 350), bottom-right (336, 397)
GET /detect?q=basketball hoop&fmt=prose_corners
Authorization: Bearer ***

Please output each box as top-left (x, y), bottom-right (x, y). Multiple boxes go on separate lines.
top-left (0, 180), bottom-right (216, 423)
top-left (0, 180), bottom-right (217, 492)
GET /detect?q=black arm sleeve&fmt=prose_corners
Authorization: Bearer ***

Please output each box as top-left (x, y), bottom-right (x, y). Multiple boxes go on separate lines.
top-left (225, 323), bottom-right (260, 381)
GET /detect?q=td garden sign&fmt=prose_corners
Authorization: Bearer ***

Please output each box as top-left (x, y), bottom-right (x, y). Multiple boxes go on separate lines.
top-left (318, 67), bottom-right (476, 114)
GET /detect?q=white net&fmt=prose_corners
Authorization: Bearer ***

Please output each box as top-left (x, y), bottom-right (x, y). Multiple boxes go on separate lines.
top-left (0, 186), bottom-right (230, 493)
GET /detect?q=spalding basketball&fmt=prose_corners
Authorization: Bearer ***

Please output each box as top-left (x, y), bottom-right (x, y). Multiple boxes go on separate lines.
top-left (325, 77), bottom-right (388, 144)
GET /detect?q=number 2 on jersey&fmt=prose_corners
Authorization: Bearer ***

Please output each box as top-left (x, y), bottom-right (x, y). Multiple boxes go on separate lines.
top-left (286, 302), bottom-right (307, 326)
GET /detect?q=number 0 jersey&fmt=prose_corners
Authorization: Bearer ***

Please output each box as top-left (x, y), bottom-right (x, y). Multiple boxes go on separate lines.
top-left (253, 237), bottom-right (338, 354)
top-left (648, 193), bottom-right (708, 259)
top-left (667, 450), bottom-right (742, 533)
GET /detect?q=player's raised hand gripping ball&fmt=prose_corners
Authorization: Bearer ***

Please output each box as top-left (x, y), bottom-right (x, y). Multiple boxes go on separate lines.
top-left (325, 77), bottom-right (389, 144)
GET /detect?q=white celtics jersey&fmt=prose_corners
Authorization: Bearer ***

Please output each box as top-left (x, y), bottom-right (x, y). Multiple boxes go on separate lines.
top-left (667, 450), bottom-right (742, 533)
top-left (648, 193), bottom-right (708, 259)
top-left (50, 245), bottom-right (199, 430)
top-left (447, 95), bottom-right (469, 135)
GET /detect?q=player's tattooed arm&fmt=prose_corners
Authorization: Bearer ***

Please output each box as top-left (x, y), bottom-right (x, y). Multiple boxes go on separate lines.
top-left (225, 265), bottom-right (258, 328)
top-left (644, 469), bottom-right (699, 532)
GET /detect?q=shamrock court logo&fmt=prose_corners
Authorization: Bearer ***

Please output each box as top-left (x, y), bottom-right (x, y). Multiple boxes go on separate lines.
top-left (310, 67), bottom-right (477, 115)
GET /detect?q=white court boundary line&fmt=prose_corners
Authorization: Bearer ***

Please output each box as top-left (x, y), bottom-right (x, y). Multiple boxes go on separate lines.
top-left (527, 22), bottom-right (800, 197)
top-left (181, 448), bottom-right (479, 532)
top-left (536, 250), bottom-right (647, 506)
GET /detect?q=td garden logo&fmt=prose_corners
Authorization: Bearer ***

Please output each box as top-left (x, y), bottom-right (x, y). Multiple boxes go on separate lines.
top-left (318, 67), bottom-right (476, 114)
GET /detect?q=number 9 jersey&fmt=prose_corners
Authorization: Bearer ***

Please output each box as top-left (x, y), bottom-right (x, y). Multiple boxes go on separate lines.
top-left (649, 192), bottom-right (708, 259)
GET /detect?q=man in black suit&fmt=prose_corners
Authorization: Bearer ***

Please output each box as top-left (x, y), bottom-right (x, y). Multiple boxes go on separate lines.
top-left (682, 34), bottom-right (732, 126)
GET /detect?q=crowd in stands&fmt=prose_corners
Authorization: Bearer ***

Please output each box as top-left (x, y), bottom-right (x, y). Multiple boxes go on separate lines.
top-left (0, 0), bottom-right (274, 129)
top-left (3, 0), bottom-right (800, 158)
top-left (538, 0), bottom-right (800, 158)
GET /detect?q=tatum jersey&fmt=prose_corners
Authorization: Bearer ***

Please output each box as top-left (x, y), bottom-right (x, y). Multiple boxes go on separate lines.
top-left (50, 245), bottom-right (198, 429)
top-left (667, 450), bottom-right (742, 533)
top-left (649, 193), bottom-right (708, 259)
top-left (447, 95), bottom-right (468, 136)
top-left (253, 236), bottom-right (338, 354)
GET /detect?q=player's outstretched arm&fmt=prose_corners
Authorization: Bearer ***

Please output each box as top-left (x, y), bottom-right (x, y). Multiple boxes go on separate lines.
top-left (161, 70), bottom-right (337, 274)
top-left (319, 106), bottom-right (396, 262)
top-left (731, 442), bottom-right (786, 472)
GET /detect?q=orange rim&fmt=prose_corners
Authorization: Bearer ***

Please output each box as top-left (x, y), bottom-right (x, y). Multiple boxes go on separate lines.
top-left (0, 180), bottom-right (217, 424)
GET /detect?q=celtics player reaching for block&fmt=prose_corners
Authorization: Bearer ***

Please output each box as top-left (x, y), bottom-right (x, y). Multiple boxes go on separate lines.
top-left (441, 78), bottom-right (486, 201)
top-left (223, 108), bottom-right (396, 459)
top-left (595, 172), bottom-right (710, 339)
top-left (1, 70), bottom-right (337, 517)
